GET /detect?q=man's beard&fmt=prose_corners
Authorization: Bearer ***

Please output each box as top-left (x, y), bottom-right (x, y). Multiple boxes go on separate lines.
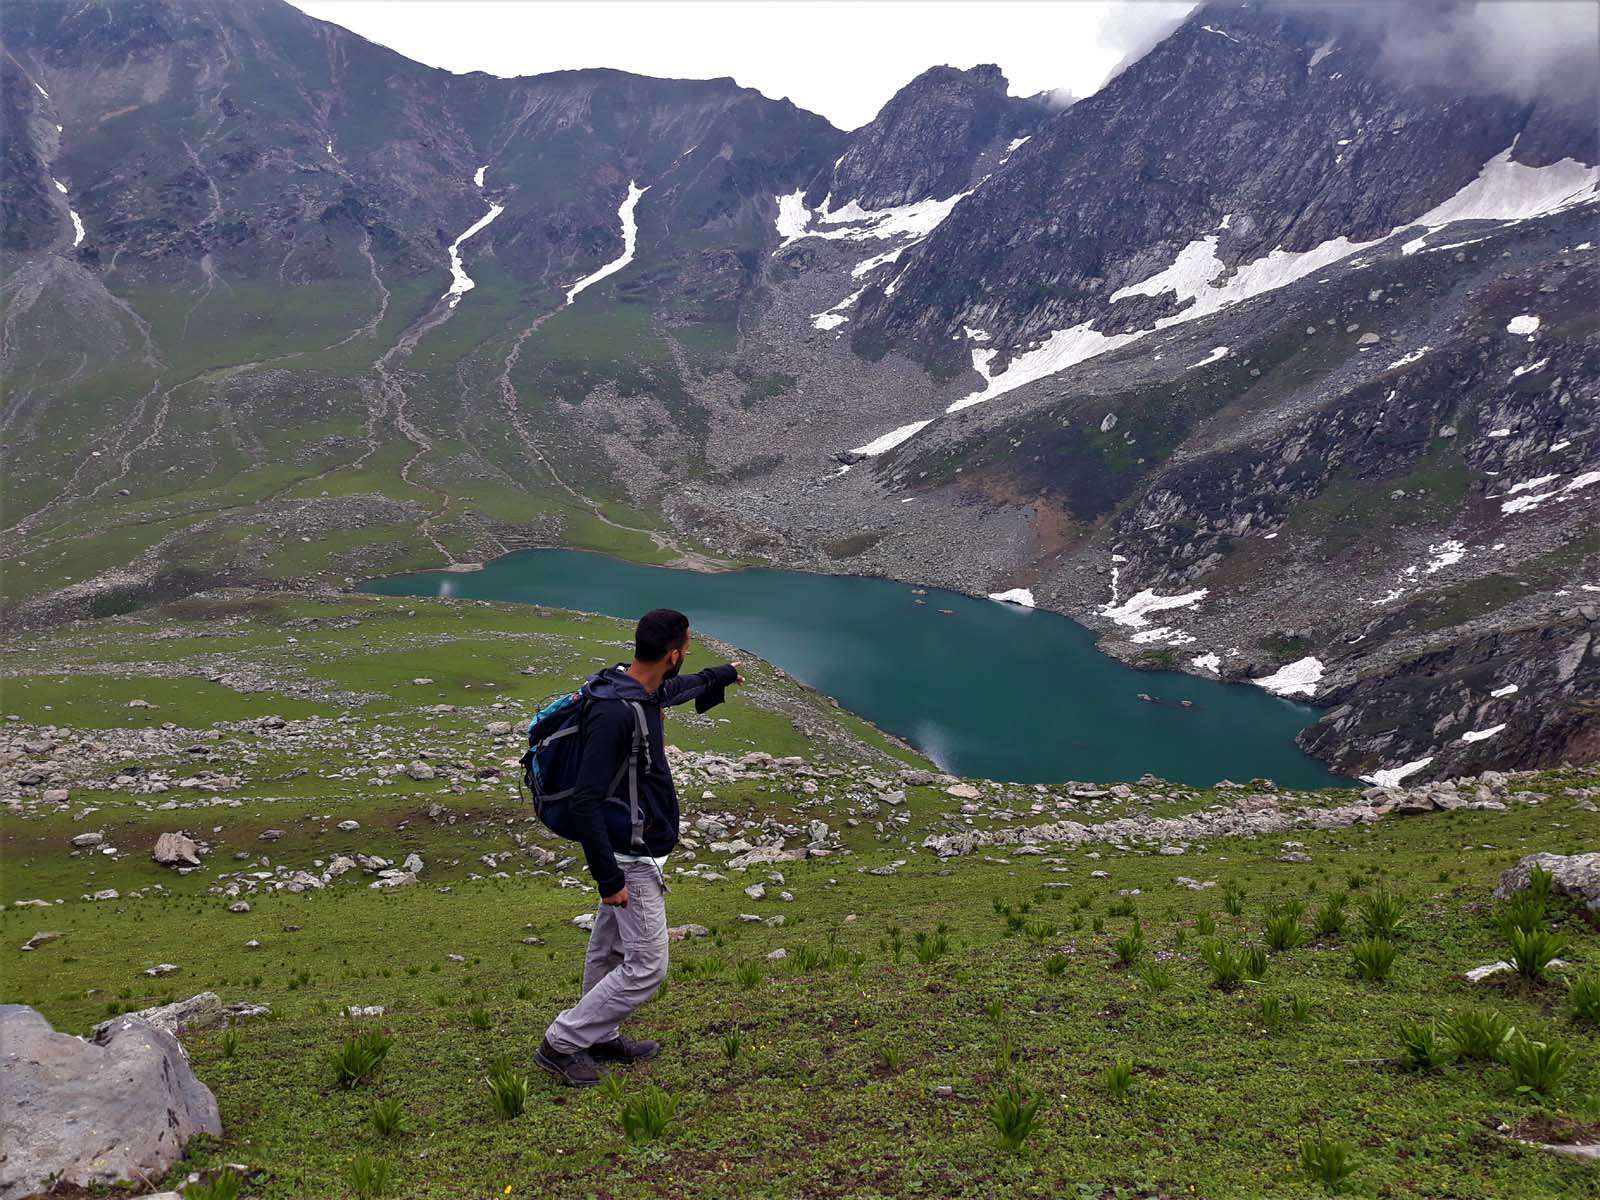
top-left (663, 658), bottom-right (681, 680)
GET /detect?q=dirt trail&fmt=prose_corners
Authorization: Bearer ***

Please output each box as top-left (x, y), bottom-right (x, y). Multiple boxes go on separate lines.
top-left (494, 307), bottom-right (727, 571)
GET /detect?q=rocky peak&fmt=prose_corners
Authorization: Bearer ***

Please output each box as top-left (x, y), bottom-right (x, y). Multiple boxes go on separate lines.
top-left (807, 63), bottom-right (1044, 210)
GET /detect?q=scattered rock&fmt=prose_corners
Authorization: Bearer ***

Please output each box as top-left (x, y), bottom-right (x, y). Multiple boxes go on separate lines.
top-left (336, 820), bottom-right (360, 832)
top-left (1494, 852), bottom-right (1600, 909)
top-left (20, 932), bottom-right (62, 952)
top-left (667, 924), bottom-right (710, 942)
top-left (144, 963), bottom-right (181, 977)
top-left (228, 901), bottom-right (251, 913)
top-left (0, 1004), bottom-right (220, 1198)
top-left (69, 832), bottom-right (104, 849)
top-left (93, 992), bottom-right (224, 1038)
top-left (405, 760), bottom-right (436, 781)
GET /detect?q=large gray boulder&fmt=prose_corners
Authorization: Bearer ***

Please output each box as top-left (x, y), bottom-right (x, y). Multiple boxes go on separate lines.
top-left (91, 991), bottom-right (225, 1039)
top-left (1494, 852), bottom-right (1600, 909)
top-left (0, 1005), bottom-right (221, 1199)
top-left (152, 831), bottom-right (201, 867)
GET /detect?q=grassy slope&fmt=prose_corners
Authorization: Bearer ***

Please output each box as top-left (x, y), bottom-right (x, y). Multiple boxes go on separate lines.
top-left (3, 593), bottom-right (1598, 1199)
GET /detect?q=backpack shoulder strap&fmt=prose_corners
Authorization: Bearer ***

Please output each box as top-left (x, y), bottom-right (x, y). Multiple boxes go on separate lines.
top-left (617, 700), bottom-right (649, 852)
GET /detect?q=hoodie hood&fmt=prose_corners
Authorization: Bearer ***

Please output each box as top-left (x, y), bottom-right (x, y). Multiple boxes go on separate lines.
top-left (585, 664), bottom-right (653, 703)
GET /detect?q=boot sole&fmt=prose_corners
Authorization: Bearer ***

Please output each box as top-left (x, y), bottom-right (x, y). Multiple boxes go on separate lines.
top-left (534, 1049), bottom-right (602, 1087)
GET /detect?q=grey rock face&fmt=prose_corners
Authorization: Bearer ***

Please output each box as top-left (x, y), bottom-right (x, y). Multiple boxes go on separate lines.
top-left (0, 1004), bottom-right (221, 1200)
top-left (1494, 852), bottom-right (1600, 908)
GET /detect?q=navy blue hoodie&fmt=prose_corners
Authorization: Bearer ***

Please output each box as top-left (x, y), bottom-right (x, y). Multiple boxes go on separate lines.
top-left (568, 662), bottom-right (738, 896)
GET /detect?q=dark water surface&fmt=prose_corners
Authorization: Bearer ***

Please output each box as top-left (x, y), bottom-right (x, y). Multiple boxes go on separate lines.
top-left (363, 550), bottom-right (1348, 789)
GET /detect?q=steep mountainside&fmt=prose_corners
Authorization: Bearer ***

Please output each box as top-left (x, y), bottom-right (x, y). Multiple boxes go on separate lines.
top-left (1, 0), bottom-right (1596, 785)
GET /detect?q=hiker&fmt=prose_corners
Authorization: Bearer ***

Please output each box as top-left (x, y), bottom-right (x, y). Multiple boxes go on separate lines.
top-left (535, 608), bottom-right (742, 1086)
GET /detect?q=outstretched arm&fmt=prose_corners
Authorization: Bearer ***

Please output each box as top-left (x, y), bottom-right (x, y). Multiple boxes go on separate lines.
top-left (657, 662), bottom-right (741, 710)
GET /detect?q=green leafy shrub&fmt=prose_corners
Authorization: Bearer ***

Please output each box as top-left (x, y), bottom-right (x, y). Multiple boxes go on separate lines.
top-left (1194, 912), bottom-right (1217, 936)
top-left (599, 1072), bottom-right (626, 1103)
top-left (1289, 995), bottom-right (1312, 1022)
top-left (185, 1171), bottom-right (241, 1200)
top-left (912, 931), bottom-right (949, 964)
top-left (1298, 1135), bottom-right (1357, 1191)
top-left (1444, 1007), bottom-right (1515, 1061)
top-left (1136, 962), bottom-right (1174, 992)
top-left (1507, 927), bottom-right (1570, 982)
top-left (1258, 995), bottom-right (1286, 1033)
top-left (347, 1155), bottom-right (390, 1200)
top-left (1222, 886), bottom-right (1246, 917)
top-left (878, 1044), bottom-right (902, 1071)
top-left (1314, 893), bottom-right (1348, 937)
top-left (1501, 1036), bottom-right (1574, 1099)
top-left (1112, 922), bottom-right (1145, 966)
top-left (620, 1085), bottom-right (679, 1142)
top-left (720, 1030), bottom-right (741, 1061)
top-left (467, 1006), bottom-right (492, 1031)
top-left (1396, 1021), bottom-right (1451, 1071)
top-left (736, 961), bottom-right (762, 990)
top-left (790, 944), bottom-right (825, 972)
top-left (1108, 897), bottom-right (1137, 918)
top-left (986, 1081), bottom-right (1043, 1151)
top-left (1567, 970), bottom-right (1600, 1024)
top-left (1350, 938), bottom-right (1397, 983)
top-left (1044, 953), bottom-right (1070, 977)
top-left (329, 1029), bottom-right (392, 1089)
top-left (1202, 942), bottom-right (1245, 990)
top-left (1497, 892), bottom-right (1548, 938)
top-left (1243, 944), bottom-right (1269, 981)
top-left (1265, 912), bottom-right (1307, 952)
top-left (1357, 887), bottom-right (1407, 939)
top-left (370, 1097), bottom-right (406, 1137)
top-left (1099, 1057), bottom-right (1134, 1098)
top-left (485, 1063), bottom-right (528, 1120)
top-left (220, 1027), bottom-right (240, 1059)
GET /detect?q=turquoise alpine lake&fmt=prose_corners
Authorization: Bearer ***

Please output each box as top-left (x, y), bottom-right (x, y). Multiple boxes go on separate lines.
top-left (364, 550), bottom-right (1349, 789)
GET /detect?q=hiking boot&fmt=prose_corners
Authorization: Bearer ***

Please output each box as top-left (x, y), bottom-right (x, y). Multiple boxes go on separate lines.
top-left (535, 1038), bottom-right (603, 1087)
top-left (589, 1035), bottom-right (661, 1064)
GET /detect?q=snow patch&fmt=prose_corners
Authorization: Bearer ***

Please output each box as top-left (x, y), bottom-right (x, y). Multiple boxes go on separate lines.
top-left (1486, 427), bottom-right (1512, 438)
top-left (1460, 724), bottom-right (1505, 744)
top-left (1201, 24), bottom-right (1240, 43)
top-left (474, 165), bottom-right (487, 188)
top-left (1006, 137), bottom-right (1030, 153)
top-left (1191, 653), bottom-right (1222, 674)
top-left (988, 588), bottom-right (1035, 608)
top-left (33, 79), bottom-right (49, 99)
top-left (1101, 588), bottom-right (1208, 629)
top-left (1187, 345), bottom-right (1228, 369)
top-left (1511, 357), bottom-right (1549, 378)
top-left (1506, 314), bottom-right (1540, 337)
top-left (1507, 474), bottom-right (1560, 495)
top-left (851, 245), bottom-right (904, 278)
top-left (52, 177), bottom-right (67, 194)
top-left (566, 181), bottom-right (648, 305)
top-left (851, 420), bottom-right (933, 457)
top-left (1407, 147), bottom-right (1600, 231)
top-left (1489, 684), bottom-right (1519, 698)
top-left (443, 200), bottom-right (506, 307)
top-left (1387, 346), bottom-right (1430, 369)
top-left (1252, 657), bottom-right (1325, 698)
top-left (1308, 38), bottom-right (1337, 69)
top-left (811, 287), bottom-right (864, 331)
top-left (774, 189), bottom-right (811, 245)
top-left (1361, 756), bottom-right (1433, 788)
top-left (962, 325), bottom-right (991, 342)
top-left (68, 208), bottom-right (84, 247)
top-left (1423, 540), bottom-right (1465, 573)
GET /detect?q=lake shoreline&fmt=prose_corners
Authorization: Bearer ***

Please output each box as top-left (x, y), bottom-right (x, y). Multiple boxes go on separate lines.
top-left (359, 548), bottom-right (1355, 790)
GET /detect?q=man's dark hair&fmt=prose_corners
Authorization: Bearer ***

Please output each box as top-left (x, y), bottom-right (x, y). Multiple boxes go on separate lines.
top-left (635, 608), bottom-right (690, 663)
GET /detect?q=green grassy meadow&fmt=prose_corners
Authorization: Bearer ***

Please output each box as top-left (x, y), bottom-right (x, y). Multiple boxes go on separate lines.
top-left (3, 593), bottom-right (1598, 1199)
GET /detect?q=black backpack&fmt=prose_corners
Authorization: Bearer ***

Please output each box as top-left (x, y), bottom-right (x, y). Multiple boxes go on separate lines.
top-left (519, 686), bottom-right (650, 851)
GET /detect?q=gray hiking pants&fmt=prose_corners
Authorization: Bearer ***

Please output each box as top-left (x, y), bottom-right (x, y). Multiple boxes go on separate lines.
top-left (544, 860), bottom-right (668, 1054)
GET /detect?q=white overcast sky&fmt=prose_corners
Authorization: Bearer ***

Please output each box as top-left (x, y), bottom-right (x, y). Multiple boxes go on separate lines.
top-left (289, 1), bottom-right (1197, 130)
